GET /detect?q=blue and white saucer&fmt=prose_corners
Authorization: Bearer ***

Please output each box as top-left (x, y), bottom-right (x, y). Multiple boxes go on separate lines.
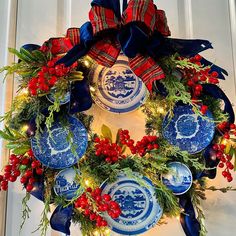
top-left (162, 105), bottom-right (215, 154)
top-left (47, 90), bottom-right (71, 105)
top-left (31, 116), bottom-right (88, 169)
top-left (90, 54), bottom-right (148, 113)
top-left (54, 168), bottom-right (80, 200)
top-left (162, 162), bottom-right (193, 195)
top-left (100, 172), bottom-right (163, 235)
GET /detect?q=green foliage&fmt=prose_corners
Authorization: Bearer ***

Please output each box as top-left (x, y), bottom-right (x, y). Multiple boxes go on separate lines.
top-left (0, 126), bottom-right (30, 154)
top-left (20, 192), bottom-right (31, 231)
top-left (101, 124), bottom-right (112, 142)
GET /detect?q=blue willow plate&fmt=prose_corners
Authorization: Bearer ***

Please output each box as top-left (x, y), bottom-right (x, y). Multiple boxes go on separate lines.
top-left (100, 172), bottom-right (163, 235)
top-left (54, 168), bottom-right (80, 200)
top-left (31, 116), bottom-right (88, 169)
top-left (90, 54), bottom-right (148, 113)
top-left (162, 105), bottom-right (215, 154)
top-left (162, 162), bottom-right (193, 195)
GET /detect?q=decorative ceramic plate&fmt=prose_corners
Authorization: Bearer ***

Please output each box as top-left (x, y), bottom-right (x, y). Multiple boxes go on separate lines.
top-left (100, 172), bottom-right (163, 235)
top-left (47, 90), bottom-right (71, 105)
top-left (90, 54), bottom-right (148, 113)
top-left (162, 105), bottom-right (215, 154)
top-left (162, 162), bottom-right (193, 195)
top-left (31, 116), bottom-right (88, 169)
top-left (54, 168), bottom-right (80, 200)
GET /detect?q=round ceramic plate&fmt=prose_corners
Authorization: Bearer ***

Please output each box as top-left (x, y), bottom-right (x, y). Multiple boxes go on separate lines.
top-left (47, 90), bottom-right (71, 105)
top-left (54, 168), bottom-right (80, 200)
top-left (162, 105), bottom-right (215, 154)
top-left (100, 172), bottom-right (163, 235)
top-left (90, 54), bottom-right (148, 113)
top-left (162, 162), bottom-right (193, 195)
top-left (31, 116), bottom-right (88, 169)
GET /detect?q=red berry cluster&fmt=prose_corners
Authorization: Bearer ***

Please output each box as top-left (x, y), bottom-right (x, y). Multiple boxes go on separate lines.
top-left (217, 122), bottom-right (236, 139)
top-left (74, 187), bottom-right (121, 227)
top-left (212, 144), bottom-right (234, 182)
top-left (0, 149), bottom-right (43, 192)
top-left (94, 137), bottom-right (124, 163)
top-left (28, 57), bottom-right (77, 96)
top-left (119, 130), bottom-right (159, 157)
top-left (179, 54), bottom-right (220, 114)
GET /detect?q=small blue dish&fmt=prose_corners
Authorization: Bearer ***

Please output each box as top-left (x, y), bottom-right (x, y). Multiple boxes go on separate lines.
top-left (54, 168), bottom-right (80, 200)
top-left (90, 54), bottom-right (148, 113)
top-left (47, 90), bottom-right (71, 105)
top-left (162, 105), bottom-right (215, 154)
top-left (100, 172), bottom-right (163, 235)
top-left (31, 116), bottom-right (88, 169)
top-left (162, 162), bottom-right (193, 195)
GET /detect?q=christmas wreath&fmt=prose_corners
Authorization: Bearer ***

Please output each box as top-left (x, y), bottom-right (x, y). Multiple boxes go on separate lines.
top-left (0, 0), bottom-right (236, 236)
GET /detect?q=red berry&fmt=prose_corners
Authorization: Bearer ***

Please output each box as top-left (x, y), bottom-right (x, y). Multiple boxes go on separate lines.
top-left (3, 172), bottom-right (11, 180)
top-left (4, 165), bottom-right (12, 173)
top-left (230, 124), bottom-right (236, 129)
top-left (0, 175), bottom-right (3, 182)
top-left (36, 168), bottom-right (43, 175)
top-left (20, 176), bottom-right (28, 184)
top-left (89, 213), bottom-right (96, 221)
top-left (26, 184), bottom-right (34, 192)
top-left (218, 163), bottom-right (224, 168)
top-left (227, 175), bottom-right (233, 182)
top-left (24, 170), bottom-right (33, 178)
top-left (103, 194), bottom-right (111, 202)
top-left (194, 54), bottom-right (202, 61)
top-left (27, 149), bottom-right (34, 157)
top-left (101, 220), bottom-right (108, 226)
top-left (47, 61), bottom-right (54, 67)
top-left (224, 133), bottom-right (230, 139)
top-left (211, 71), bottom-right (219, 77)
top-left (222, 171), bottom-right (228, 177)
top-left (9, 176), bottom-right (17, 182)
top-left (21, 158), bottom-right (30, 165)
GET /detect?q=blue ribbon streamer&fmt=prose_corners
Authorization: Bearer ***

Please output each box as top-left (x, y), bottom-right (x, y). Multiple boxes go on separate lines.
top-left (50, 205), bottom-right (73, 235)
top-left (179, 196), bottom-right (201, 236)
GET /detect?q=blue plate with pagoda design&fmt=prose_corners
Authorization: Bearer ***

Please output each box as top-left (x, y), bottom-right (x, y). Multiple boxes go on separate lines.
top-left (162, 105), bottom-right (215, 154)
top-left (162, 162), bottom-right (193, 195)
top-left (31, 116), bottom-right (88, 169)
top-left (100, 172), bottom-right (163, 235)
top-left (54, 168), bottom-right (80, 200)
top-left (90, 54), bottom-right (148, 113)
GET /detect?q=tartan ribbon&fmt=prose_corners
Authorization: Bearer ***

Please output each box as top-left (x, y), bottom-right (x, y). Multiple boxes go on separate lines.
top-left (86, 0), bottom-right (170, 91)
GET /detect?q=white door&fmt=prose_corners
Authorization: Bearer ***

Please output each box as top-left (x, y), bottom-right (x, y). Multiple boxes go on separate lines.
top-left (0, 0), bottom-right (236, 236)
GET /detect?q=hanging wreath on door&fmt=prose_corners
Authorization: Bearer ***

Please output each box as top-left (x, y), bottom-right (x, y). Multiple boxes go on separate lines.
top-left (0, 0), bottom-right (236, 235)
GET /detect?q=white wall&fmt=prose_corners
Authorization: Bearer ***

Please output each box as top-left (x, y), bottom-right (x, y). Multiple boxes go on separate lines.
top-left (0, 0), bottom-right (236, 236)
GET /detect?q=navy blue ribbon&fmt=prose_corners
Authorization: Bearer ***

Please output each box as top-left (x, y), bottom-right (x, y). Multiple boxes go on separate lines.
top-left (57, 0), bottom-right (214, 67)
top-left (179, 196), bottom-right (201, 236)
top-left (50, 205), bottom-right (73, 235)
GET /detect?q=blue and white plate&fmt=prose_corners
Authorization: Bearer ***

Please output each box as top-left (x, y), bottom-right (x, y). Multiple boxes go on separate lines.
top-left (47, 90), bottom-right (71, 105)
top-left (162, 162), bottom-right (193, 195)
top-left (54, 168), bottom-right (80, 200)
top-left (100, 172), bottom-right (163, 235)
top-left (162, 105), bottom-right (215, 154)
top-left (31, 116), bottom-right (88, 169)
top-left (90, 54), bottom-right (148, 113)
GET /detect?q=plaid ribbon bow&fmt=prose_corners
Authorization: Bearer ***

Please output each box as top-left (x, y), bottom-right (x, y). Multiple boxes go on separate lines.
top-left (51, 0), bottom-right (170, 92)
top-left (87, 0), bottom-right (170, 91)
